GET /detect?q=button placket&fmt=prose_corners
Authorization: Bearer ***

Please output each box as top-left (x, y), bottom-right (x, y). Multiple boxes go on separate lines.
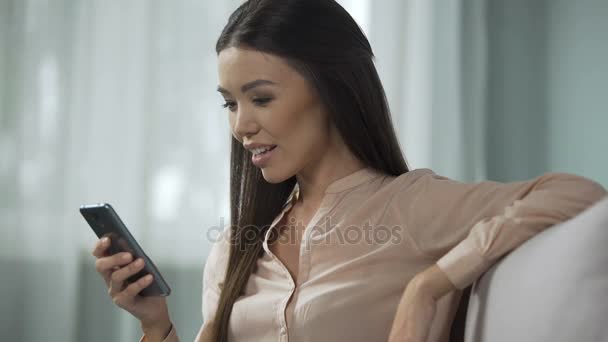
top-left (266, 184), bottom-right (342, 341)
top-left (278, 287), bottom-right (293, 341)
top-left (268, 260), bottom-right (293, 342)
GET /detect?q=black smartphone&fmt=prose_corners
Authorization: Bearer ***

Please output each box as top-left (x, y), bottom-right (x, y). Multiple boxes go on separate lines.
top-left (79, 203), bottom-right (171, 297)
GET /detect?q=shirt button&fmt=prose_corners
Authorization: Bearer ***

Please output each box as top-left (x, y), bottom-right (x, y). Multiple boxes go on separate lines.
top-left (280, 327), bottom-right (286, 335)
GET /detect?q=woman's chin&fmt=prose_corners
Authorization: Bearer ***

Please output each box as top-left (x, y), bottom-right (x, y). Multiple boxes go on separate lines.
top-left (260, 167), bottom-right (291, 184)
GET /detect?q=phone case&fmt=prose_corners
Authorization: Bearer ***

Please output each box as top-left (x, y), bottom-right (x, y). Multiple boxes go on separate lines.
top-left (80, 203), bottom-right (171, 296)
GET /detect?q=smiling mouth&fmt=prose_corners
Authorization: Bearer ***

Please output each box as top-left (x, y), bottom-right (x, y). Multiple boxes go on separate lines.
top-left (252, 145), bottom-right (277, 156)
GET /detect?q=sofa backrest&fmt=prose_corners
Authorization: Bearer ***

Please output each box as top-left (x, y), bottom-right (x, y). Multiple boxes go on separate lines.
top-left (463, 196), bottom-right (608, 342)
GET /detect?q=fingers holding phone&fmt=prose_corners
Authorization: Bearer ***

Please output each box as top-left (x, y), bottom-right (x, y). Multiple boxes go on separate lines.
top-left (109, 257), bottom-right (155, 310)
top-left (92, 237), bottom-right (134, 286)
top-left (80, 203), bottom-right (171, 297)
top-left (109, 256), bottom-right (148, 296)
top-left (90, 237), bottom-right (170, 326)
top-left (82, 203), bottom-right (173, 336)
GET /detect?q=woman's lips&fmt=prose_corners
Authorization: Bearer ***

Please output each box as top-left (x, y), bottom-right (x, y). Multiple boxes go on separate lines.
top-left (251, 145), bottom-right (277, 167)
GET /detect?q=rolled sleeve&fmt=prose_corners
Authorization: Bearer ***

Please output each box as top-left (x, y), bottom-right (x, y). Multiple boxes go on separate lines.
top-left (139, 324), bottom-right (179, 342)
top-left (436, 237), bottom-right (491, 289)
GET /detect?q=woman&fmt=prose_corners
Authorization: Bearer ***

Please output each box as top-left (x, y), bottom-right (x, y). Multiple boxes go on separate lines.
top-left (91, 0), bottom-right (607, 341)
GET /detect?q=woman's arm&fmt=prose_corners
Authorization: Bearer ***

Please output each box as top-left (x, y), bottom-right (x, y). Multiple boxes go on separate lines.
top-left (402, 170), bottom-right (606, 290)
top-left (195, 320), bottom-right (216, 342)
top-left (388, 171), bottom-right (606, 342)
top-left (388, 265), bottom-right (455, 342)
top-left (139, 224), bottom-right (230, 342)
top-left (194, 224), bottom-right (230, 342)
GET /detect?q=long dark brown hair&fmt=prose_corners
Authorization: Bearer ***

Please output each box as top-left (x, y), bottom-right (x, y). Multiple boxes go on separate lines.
top-left (211, 0), bottom-right (409, 340)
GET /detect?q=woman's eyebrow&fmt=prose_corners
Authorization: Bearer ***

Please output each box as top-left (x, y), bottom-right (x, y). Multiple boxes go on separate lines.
top-left (217, 79), bottom-right (277, 95)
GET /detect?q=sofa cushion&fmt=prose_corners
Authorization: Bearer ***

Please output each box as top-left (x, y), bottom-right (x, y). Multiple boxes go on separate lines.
top-left (464, 196), bottom-right (608, 342)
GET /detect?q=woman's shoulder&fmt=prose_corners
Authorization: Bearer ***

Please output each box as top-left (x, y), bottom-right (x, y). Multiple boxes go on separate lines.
top-left (204, 223), bottom-right (232, 283)
top-left (378, 167), bottom-right (466, 203)
top-left (209, 223), bottom-right (231, 256)
top-left (387, 167), bottom-right (442, 188)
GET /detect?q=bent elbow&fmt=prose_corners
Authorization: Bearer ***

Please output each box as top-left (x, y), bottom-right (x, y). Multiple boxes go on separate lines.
top-left (559, 173), bottom-right (607, 206)
top-left (576, 176), bottom-right (606, 204)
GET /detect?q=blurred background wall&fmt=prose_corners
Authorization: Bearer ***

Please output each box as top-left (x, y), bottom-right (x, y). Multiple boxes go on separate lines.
top-left (1, 0), bottom-right (606, 341)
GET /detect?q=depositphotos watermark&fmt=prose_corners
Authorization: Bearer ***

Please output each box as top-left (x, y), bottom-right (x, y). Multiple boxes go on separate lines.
top-left (205, 216), bottom-right (405, 251)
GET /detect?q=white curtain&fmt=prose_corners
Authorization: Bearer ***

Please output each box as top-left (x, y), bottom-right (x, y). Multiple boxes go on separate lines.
top-left (1, 1), bottom-right (239, 341)
top-left (366, 0), bottom-right (489, 182)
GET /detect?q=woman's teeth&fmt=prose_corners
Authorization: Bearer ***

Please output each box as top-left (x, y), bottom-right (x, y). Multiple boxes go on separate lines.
top-left (252, 146), bottom-right (276, 155)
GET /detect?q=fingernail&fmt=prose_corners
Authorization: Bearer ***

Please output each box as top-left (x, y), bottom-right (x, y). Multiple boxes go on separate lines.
top-left (135, 258), bottom-right (144, 266)
top-left (122, 253), bottom-right (132, 261)
top-left (145, 274), bottom-right (153, 282)
top-left (101, 237), bottom-right (109, 244)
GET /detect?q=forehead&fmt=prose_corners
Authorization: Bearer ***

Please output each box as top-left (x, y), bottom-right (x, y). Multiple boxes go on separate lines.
top-left (217, 47), bottom-right (294, 86)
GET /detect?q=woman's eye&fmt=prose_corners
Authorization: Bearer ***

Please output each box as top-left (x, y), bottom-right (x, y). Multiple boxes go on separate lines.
top-left (221, 98), bottom-right (271, 111)
top-left (222, 101), bottom-right (237, 111)
top-left (253, 97), bottom-right (272, 106)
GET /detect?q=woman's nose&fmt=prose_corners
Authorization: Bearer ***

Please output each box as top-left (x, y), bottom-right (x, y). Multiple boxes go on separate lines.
top-left (232, 107), bottom-right (259, 140)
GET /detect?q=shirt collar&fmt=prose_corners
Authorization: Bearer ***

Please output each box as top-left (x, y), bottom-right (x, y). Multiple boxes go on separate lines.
top-left (284, 166), bottom-right (383, 208)
top-left (268, 166), bottom-right (384, 242)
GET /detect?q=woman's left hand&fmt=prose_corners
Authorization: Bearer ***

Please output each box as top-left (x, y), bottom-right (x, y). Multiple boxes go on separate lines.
top-left (387, 265), bottom-right (457, 342)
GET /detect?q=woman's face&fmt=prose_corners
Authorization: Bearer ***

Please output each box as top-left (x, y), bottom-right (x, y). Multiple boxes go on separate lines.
top-left (217, 47), bottom-right (332, 183)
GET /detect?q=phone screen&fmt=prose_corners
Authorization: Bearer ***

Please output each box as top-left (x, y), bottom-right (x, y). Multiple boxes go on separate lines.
top-left (80, 203), bottom-right (171, 296)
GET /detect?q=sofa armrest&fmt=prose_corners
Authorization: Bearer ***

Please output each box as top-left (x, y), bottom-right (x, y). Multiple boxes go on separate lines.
top-left (464, 197), bottom-right (608, 342)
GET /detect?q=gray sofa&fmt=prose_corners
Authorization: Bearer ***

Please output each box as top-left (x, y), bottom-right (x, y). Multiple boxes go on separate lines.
top-left (450, 196), bottom-right (608, 342)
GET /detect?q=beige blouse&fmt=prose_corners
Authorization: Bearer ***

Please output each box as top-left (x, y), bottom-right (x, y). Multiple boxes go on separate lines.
top-left (143, 167), bottom-right (606, 342)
